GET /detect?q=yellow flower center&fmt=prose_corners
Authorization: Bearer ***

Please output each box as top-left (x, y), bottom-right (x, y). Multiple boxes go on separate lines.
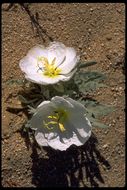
top-left (37, 56), bottom-right (61, 78)
top-left (43, 108), bottom-right (69, 132)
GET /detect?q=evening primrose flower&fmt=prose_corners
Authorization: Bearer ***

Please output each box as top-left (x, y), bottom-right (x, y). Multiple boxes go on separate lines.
top-left (29, 96), bottom-right (92, 151)
top-left (19, 42), bottom-right (80, 85)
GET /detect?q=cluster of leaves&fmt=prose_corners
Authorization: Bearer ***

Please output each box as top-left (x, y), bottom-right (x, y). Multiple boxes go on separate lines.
top-left (6, 61), bottom-right (115, 129)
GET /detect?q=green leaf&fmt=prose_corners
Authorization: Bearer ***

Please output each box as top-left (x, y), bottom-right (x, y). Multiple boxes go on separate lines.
top-left (76, 71), bottom-right (107, 82)
top-left (27, 105), bottom-right (36, 114)
top-left (78, 61), bottom-right (97, 69)
top-left (18, 95), bottom-right (38, 104)
top-left (53, 83), bottom-right (64, 93)
top-left (83, 99), bottom-right (115, 118)
top-left (6, 79), bottom-right (25, 85)
top-left (87, 105), bottom-right (115, 118)
top-left (74, 71), bottom-right (107, 93)
top-left (81, 81), bottom-right (107, 92)
top-left (92, 121), bottom-right (109, 128)
top-left (86, 113), bottom-right (109, 128)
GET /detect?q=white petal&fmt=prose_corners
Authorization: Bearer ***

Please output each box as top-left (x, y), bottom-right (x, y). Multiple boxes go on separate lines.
top-left (25, 73), bottom-right (64, 85)
top-left (47, 135), bottom-right (69, 151)
top-left (69, 114), bottom-right (92, 139)
top-left (35, 131), bottom-right (48, 146)
top-left (65, 97), bottom-right (87, 113)
top-left (27, 45), bottom-right (48, 59)
top-left (35, 130), bottom-right (69, 150)
top-left (51, 96), bottom-right (74, 109)
top-left (61, 118), bottom-right (91, 146)
top-left (59, 68), bottom-right (77, 81)
top-left (59, 48), bottom-right (80, 74)
top-left (30, 101), bottom-right (55, 130)
top-left (37, 100), bottom-right (50, 108)
top-left (41, 120), bottom-right (89, 151)
top-left (47, 42), bottom-right (66, 66)
top-left (19, 56), bottom-right (37, 75)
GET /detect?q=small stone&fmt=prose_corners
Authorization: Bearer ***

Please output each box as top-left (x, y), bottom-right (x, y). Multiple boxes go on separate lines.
top-left (106, 54), bottom-right (112, 60)
top-left (120, 154), bottom-right (124, 158)
top-left (103, 144), bottom-right (109, 149)
top-left (90, 8), bottom-right (94, 11)
top-left (79, 44), bottom-right (82, 49)
top-left (88, 28), bottom-right (92, 33)
top-left (7, 156), bottom-right (11, 160)
top-left (106, 36), bottom-right (112, 41)
top-left (112, 119), bottom-right (116, 124)
top-left (117, 9), bottom-right (122, 13)
top-left (113, 94), bottom-right (117, 98)
top-left (111, 87), bottom-right (115, 91)
top-left (82, 52), bottom-right (87, 56)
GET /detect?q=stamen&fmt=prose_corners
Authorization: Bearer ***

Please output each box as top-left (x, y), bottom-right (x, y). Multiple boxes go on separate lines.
top-left (37, 56), bottom-right (61, 77)
top-left (59, 123), bottom-right (66, 132)
top-left (48, 115), bottom-right (57, 119)
top-left (42, 109), bottom-right (68, 132)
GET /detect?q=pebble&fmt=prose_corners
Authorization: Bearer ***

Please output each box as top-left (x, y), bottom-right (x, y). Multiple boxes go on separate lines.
top-left (103, 144), bottom-right (109, 149)
top-left (106, 36), bottom-right (112, 41)
top-left (79, 44), bottom-right (82, 49)
top-left (90, 8), bottom-right (94, 12)
top-left (112, 120), bottom-right (116, 124)
top-left (106, 54), bottom-right (112, 60)
top-left (88, 28), bottom-right (92, 32)
top-left (120, 154), bottom-right (124, 158)
top-left (117, 9), bottom-right (122, 14)
top-left (113, 94), bottom-right (117, 98)
top-left (119, 87), bottom-right (123, 91)
top-left (111, 87), bottom-right (115, 91)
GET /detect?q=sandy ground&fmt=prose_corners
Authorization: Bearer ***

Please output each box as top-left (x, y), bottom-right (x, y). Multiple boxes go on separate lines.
top-left (2, 3), bottom-right (125, 187)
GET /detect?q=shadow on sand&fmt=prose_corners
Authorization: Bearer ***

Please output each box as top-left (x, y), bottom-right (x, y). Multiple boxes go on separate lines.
top-left (25, 133), bottom-right (111, 187)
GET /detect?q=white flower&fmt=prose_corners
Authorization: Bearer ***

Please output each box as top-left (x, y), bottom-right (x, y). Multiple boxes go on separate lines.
top-left (19, 42), bottom-right (80, 85)
top-left (29, 96), bottom-right (92, 151)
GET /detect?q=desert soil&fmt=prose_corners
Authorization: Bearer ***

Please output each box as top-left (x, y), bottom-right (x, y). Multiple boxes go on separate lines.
top-left (2, 3), bottom-right (125, 187)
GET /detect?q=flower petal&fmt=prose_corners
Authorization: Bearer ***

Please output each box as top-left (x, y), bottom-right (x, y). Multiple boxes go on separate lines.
top-left (37, 100), bottom-right (50, 108)
top-left (27, 45), bottom-right (48, 59)
top-left (47, 42), bottom-right (66, 66)
top-left (35, 131), bottom-right (48, 146)
top-left (30, 101), bottom-right (55, 130)
top-left (59, 68), bottom-right (77, 81)
top-left (51, 96), bottom-right (74, 110)
top-left (25, 73), bottom-right (67, 85)
top-left (59, 47), bottom-right (80, 74)
top-left (40, 119), bottom-right (89, 151)
top-left (69, 114), bottom-right (92, 139)
top-left (65, 97), bottom-right (87, 113)
top-left (49, 116), bottom-right (91, 151)
top-left (19, 56), bottom-right (37, 75)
